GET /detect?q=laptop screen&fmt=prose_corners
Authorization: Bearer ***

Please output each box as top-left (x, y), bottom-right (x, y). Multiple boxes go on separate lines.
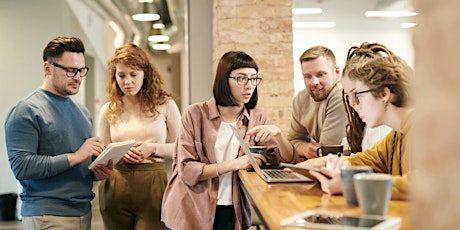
top-left (230, 125), bottom-right (264, 173)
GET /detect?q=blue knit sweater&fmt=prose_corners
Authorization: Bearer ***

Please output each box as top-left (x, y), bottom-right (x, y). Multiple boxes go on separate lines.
top-left (5, 88), bottom-right (95, 217)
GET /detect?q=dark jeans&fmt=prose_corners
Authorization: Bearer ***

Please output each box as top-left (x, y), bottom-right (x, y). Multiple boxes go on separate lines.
top-left (213, 205), bottom-right (235, 230)
top-left (166, 205), bottom-right (235, 230)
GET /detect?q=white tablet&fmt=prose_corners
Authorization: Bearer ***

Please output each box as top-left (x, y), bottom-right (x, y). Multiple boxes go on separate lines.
top-left (88, 139), bottom-right (136, 169)
top-left (280, 211), bottom-right (401, 230)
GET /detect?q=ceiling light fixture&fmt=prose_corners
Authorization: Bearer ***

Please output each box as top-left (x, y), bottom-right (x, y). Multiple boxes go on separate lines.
top-left (400, 22), bottom-right (417, 28)
top-left (148, 34), bottom-right (170, 42)
top-left (292, 8), bottom-right (323, 15)
top-left (292, 21), bottom-right (336, 28)
top-left (152, 42), bottom-right (171, 50)
top-left (132, 0), bottom-right (160, 21)
top-left (365, 11), bottom-right (417, 17)
top-left (152, 22), bottom-right (165, 29)
top-left (148, 22), bottom-right (169, 42)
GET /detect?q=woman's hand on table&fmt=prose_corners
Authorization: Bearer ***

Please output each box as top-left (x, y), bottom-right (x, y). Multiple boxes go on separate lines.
top-left (308, 155), bottom-right (352, 195)
top-left (298, 155), bottom-right (328, 168)
top-left (310, 168), bottom-right (342, 194)
top-left (284, 155), bottom-right (327, 173)
top-left (325, 155), bottom-right (351, 170)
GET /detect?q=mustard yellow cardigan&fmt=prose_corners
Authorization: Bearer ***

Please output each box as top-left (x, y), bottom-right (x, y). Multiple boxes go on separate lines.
top-left (349, 109), bottom-right (413, 200)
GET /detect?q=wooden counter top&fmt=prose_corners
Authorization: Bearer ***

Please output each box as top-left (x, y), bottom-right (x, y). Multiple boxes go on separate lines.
top-left (238, 170), bottom-right (409, 230)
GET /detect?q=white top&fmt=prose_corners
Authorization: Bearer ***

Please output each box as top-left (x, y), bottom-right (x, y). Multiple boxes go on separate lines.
top-left (341, 125), bottom-right (392, 153)
top-left (215, 122), bottom-right (240, 205)
top-left (362, 125), bottom-right (392, 150)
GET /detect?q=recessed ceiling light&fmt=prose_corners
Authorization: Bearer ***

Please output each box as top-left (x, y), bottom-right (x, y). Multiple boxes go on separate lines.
top-left (152, 23), bottom-right (165, 29)
top-left (148, 35), bottom-right (170, 42)
top-left (293, 21), bottom-right (336, 28)
top-left (365, 11), bottom-right (417, 17)
top-left (152, 43), bottom-right (171, 50)
top-left (292, 8), bottom-right (323, 15)
top-left (401, 22), bottom-right (417, 28)
top-left (132, 13), bottom-right (160, 21)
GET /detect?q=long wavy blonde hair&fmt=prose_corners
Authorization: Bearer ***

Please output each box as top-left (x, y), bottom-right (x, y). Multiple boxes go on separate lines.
top-left (105, 43), bottom-right (171, 124)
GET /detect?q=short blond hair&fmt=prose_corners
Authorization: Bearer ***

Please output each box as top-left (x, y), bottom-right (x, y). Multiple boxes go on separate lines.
top-left (299, 45), bottom-right (337, 67)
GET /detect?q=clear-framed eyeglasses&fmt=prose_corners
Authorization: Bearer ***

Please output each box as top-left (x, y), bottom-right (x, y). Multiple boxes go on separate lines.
top-left (228, 75), bottom-right (262, 86)
top-left (49, 61), bottom-right (89, 78)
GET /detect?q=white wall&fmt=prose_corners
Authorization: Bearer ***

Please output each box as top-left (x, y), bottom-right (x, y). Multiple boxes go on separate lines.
top-left (187, 0), bottom-right (213, 106)
top-left (293, 27), bottom-right (414, 95)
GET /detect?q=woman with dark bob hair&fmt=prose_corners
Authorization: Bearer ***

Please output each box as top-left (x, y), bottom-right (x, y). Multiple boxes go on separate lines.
top-left (162, 51), bottom-right (295, 230)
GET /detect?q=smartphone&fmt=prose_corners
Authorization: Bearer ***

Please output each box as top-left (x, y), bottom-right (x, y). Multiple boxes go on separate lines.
top-left (280, 211), bottom-right (401, 230)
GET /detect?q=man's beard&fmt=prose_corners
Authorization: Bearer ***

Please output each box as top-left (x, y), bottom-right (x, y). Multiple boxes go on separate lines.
top-left (309, 89), bottom-right (329, 102)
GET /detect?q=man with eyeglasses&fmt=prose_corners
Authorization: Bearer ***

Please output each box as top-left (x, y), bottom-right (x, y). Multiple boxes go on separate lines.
top-left (287, 45), bottom-right (347, 159)
top-left (4, 36), bottom-right (113, 230)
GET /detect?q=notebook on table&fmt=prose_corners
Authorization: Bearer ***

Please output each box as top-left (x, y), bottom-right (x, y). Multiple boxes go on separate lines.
top-left (230, 125), bottom-right (312, 183)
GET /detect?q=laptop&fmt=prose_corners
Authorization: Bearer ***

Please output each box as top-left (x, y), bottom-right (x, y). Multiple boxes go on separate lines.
top-left (230, 125), bottom-right (312, 183)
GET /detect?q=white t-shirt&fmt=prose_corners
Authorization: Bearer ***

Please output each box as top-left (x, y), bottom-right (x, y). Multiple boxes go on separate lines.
top-left (215, 122), bottom-right (240, 205)
top-left (341, 125), bottom-right (392, 153)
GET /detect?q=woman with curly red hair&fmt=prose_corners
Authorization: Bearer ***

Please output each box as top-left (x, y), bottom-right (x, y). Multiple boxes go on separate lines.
top-left (97, 43), bottom-right (181, 229)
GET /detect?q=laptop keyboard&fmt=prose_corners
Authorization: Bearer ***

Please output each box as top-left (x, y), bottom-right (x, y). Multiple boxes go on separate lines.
top-left (264, 170), bottom-right (299, 179)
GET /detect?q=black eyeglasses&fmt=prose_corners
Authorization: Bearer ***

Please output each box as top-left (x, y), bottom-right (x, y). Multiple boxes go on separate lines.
top-left (49, 61), bottom-right (89, 78)
top-left (345, 88), bottom-right (378, 105)
top-left (228, 76), bottom-right (262, 86)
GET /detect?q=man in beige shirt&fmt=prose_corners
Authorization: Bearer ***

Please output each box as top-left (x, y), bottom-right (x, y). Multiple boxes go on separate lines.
top-left (287, 46), bottom-right (347, 159)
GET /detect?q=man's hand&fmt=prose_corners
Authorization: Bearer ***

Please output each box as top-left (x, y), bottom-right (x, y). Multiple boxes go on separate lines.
top-left (296, 142), bottom-right (321, 159)
top-left (69, 137), bottom-right (105, 167)
top-left (92, 159), bottom-right (114, 180)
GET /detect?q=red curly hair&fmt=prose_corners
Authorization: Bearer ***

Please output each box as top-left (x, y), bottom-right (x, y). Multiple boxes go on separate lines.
top-left (105, 43), bottom-right (171, 123)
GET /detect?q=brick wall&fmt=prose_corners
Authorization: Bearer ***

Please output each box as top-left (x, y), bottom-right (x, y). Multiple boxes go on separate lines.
top-left (212, 0), bottom-right (294, 131)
